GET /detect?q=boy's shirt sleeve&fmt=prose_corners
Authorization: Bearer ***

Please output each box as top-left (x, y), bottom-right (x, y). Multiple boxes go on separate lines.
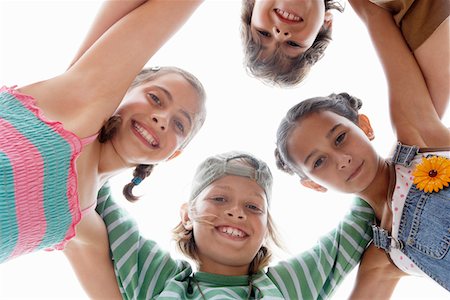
top-left (96, 183), bottom-right (192, 300)
top-left (267, 198), bottom-right (374, 299)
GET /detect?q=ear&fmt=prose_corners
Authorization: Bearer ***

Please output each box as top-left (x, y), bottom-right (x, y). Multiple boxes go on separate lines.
top-left (300, 178), bottom-right (328, 192)
top-left (323, 11), bottom-right (333, 30)
top-left (358, 114), bottom-right (375, 141)
top-left (167, 150), bottom-right (182, 161)
top-left (180, 202), bottom-right (193, 230)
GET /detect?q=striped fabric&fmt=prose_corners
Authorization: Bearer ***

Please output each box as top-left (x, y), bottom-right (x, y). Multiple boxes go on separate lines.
top-left (96, 184), bottom-right (374, 300)
top-left (0, 86), bottom-right (83, 263)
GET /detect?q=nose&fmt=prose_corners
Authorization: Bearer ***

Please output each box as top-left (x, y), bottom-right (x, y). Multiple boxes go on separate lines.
top-left (272, 26), bottom-right (291, 40)
top-left (337, 154), bottom-right (352, 170)
top-left (224, 206), bottom-right (246, 220)
top-left (151, 112), bottom-right (168, 131)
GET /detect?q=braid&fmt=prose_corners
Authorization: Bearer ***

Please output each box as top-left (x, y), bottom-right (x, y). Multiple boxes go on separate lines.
top-left (123, 164), bottom-right (154, 202)
top-left (98, 115), bottom-right (122, 143)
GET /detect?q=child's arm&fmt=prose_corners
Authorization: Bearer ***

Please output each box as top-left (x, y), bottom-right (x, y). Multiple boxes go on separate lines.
top-left (68, 0), bottom-right (147, 68)
top-left (349, 0), bottom-right (449, 147)
top-left (348, 244), bottom-right (405, 299)
top-left (94, 184), bottom-right (191, 298)
top-left (267, 198), bottom-right (374, 299)
top-left (63, 211), bottom-right (122, 299)
top-left (25, 0), bottom-right (203, 138)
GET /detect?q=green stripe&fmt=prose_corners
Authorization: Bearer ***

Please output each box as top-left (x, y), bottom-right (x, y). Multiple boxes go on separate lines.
top-left (0, 152), bottom-right (19, 262)
top-left (0, 92), bottom-right (74, 248)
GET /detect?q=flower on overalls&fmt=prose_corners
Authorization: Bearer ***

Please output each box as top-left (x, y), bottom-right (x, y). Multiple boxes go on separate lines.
top-left (412, 156), bottom-right (450, 193)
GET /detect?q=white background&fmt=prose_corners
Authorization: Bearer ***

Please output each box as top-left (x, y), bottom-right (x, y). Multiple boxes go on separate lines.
top-left (0, 0), bottom-right (449, 299)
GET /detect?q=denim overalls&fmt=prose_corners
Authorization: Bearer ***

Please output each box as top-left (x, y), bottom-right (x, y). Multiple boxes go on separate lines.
top-left (372, 143), bottom-right (450, 291)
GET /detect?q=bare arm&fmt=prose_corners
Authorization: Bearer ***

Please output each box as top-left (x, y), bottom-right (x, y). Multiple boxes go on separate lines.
top-left (349, 0), bottom-right (450, 147)
top-left (63, 211), bottom-right (121, 299)
top-left (68, 0), bottom-right (147, 68)
top-left (349, 244), bottom-right (405, 300)
top-left (24, 0), bottom-right (203, 138)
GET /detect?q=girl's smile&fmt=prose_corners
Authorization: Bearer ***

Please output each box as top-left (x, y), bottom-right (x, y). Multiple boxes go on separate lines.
top-left (251, 0), bottom-right (331, 59)
top-left (110, 73), bottom-right (201, 165)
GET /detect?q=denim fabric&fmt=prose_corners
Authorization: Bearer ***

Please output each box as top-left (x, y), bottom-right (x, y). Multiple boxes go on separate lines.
top-left (391, 144), bottom-right (450, 291)
top-left (397, 184), bottom-right (450, 290)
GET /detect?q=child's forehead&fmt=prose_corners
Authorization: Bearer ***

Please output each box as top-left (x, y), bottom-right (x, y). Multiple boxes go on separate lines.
top-left (203, 175), bottom-right (267, 199)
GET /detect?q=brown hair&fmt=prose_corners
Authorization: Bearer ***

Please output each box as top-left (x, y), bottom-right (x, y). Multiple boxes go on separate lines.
top-left (240, 0), bottom-right (343, 87)
top-left (98, 66), bottom-right (207, 201)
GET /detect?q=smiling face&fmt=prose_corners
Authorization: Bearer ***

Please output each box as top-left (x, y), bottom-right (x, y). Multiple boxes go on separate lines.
top-left (185, 175), bottom-right (268, 276)
top-left (111, 73), bottom-right (202, 165)
top-left (251, 0), bottom-right (330, 59)
top-left (286, 110), bottom-right (379, 193)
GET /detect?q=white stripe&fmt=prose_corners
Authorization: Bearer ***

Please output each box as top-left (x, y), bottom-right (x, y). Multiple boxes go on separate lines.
top-left (294, 256), bottom-right (318, 299)
top-left (135, 245), bottom-right (159, 298)
top-left (146, 254), bottom-right (171, 298)
top-left (116, 242), bottom-right (139, 270)
top-left (120, 264), bottom-right (137, 298)
top-left (110, 226), bottom-right (137, 251)
top-left (107, 215), bottom-right (131, 232)
top-left (103, 203), bottom-right (120, 217)
top-left (267, 267), bottom-right (290, 298)
top-left (308, 248), bottom-right (326, 282)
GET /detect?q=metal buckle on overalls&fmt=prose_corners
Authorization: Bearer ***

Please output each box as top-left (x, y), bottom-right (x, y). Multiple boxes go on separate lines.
top-left (392, 143), bottom-right (419, 167)
top-left (371, 225), bottom-right (403, 252)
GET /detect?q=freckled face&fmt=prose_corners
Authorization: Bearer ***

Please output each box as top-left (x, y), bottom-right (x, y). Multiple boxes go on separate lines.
top-left (287, 111), bottom-right (379, 193)
top-left (111, 73), bottom-right (201, 165)
top-left (191, 175), bottom-right (268, 275)
top-left (251, 0), bottom-right (327, 59)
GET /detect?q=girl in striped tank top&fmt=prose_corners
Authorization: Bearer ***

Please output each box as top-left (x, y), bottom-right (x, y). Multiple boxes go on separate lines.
top-left (0, 0), bottom-right (206, 264)
top-left (64, 151), bottom-right (375, 299)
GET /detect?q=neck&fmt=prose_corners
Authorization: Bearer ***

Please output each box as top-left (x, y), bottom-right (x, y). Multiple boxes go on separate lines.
top-left (356, 157), bottom-right (391, 221)
top-left (97, 140), bottom-right (132, 184)
top-left (198, 260), bottom-right (249, 277)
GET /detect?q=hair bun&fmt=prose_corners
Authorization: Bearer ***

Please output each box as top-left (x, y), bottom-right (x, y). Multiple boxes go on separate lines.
top-left (331, 92), bottom-right (362, 111)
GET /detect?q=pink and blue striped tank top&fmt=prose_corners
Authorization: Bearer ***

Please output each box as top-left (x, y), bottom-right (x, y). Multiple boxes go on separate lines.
top-left (0, 86), bottom-right (85, 263)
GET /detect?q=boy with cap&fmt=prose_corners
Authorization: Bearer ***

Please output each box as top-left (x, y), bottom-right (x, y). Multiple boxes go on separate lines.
top-left (65, 151), bottom-right (374, 299)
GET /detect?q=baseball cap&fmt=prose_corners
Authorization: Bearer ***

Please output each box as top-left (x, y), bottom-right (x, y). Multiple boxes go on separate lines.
top-left (189, 151), bottom-right (273, 205)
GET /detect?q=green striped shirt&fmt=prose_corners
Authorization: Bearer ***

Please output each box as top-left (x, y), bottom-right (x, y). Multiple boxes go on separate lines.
top-left (96, 184), bottom-right (374, 300)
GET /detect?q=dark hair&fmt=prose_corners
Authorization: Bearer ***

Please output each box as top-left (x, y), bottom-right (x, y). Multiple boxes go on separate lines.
top-left (240, 0), bottom-right (343, 87)
top-left (98, 67), bottom-right (207, 201)
top-left (275, 92), bottom-right (362, 178)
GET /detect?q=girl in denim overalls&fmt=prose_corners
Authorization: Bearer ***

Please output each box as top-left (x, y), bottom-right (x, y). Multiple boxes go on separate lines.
top-left (274, 1), bottom-right (449, 298)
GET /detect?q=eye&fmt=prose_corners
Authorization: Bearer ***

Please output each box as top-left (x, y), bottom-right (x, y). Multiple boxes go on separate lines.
top-left (286, 40), bottom-right (300, 48)
top-left (257, 30), bottom-right (271, 37)
top-left (210, 196), bottom-right (225, 203)
top-left (313, 157), bottom-right (326, 169)
top-left (174, 120), bottom-right (185, 133)
top-left (246, 203), bottom-right (263, 213)
top-left (335, 132), bottom-right (346, 146)
top-left (148, 93), bottom-right (161, 106)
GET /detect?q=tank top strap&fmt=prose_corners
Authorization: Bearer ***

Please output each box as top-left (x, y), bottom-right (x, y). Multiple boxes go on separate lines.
top-left (80, 133), bottom-right (99, 147)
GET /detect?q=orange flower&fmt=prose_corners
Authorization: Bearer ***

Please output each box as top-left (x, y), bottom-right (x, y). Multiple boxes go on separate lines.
top-left (412, 156), bottom-right (450, 193)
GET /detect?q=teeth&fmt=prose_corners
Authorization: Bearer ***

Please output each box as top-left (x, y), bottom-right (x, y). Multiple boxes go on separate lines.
top-left (134, 122), bottom-right (158, 146)
top-left (276, 9), bottom-right (301, 21)
top-left (221, 226), bottom-right (245, 237)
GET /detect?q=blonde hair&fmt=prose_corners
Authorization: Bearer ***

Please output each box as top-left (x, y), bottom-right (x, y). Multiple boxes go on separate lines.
top-left (172, 156), bottom-right (283, 274)
top-left (172, 210), bottom-right (281, 274)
